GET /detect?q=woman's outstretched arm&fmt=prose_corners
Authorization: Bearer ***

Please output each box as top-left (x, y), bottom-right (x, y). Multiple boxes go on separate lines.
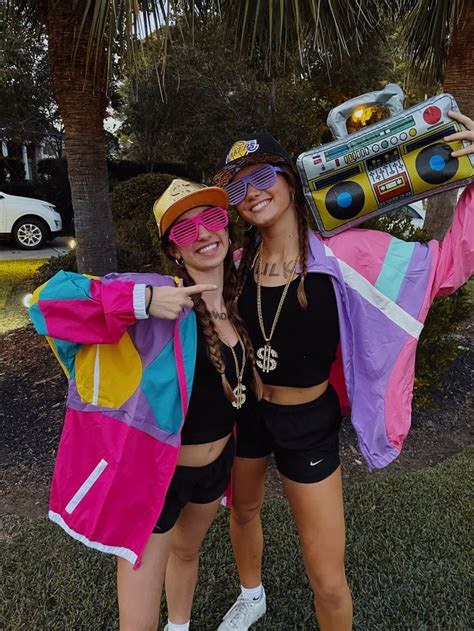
top-left (29, 270), bottom-right (146, 344)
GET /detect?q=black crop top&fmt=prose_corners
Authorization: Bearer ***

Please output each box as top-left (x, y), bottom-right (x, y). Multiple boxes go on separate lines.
top-left (181, 323), bottom-right (246, 445)
top-left (238, 272), bottom-right (340, 387)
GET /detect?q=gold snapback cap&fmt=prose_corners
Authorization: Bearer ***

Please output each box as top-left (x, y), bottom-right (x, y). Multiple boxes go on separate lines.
top-left (153, 179), bottom-right (229, 237)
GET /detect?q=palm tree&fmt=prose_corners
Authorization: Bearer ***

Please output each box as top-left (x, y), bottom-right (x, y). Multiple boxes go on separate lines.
top-left (4, 1), bottom-right (166, 274)
top-left (400, 0), bottom-right (473, 239)
top-left (7, 1), bottom-right (465, 271)
top-left (4, 1), bottom-right (382, 274)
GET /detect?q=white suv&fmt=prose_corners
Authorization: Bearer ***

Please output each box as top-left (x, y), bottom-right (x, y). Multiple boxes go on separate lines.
top-left (0, 192), bottom-right (63, 250)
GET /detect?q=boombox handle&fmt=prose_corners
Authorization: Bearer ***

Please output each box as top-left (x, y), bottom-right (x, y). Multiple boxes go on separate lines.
top-left (327, 83), bottom-right (405, 140)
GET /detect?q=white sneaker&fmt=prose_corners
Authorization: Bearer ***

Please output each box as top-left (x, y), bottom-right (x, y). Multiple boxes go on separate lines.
top-left (217, 590), bottom-right (266, 630)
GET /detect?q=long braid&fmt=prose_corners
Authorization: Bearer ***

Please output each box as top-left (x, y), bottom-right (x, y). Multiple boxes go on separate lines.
top-left (296, 209), bottom-right (309, 309)
top-left (180, 265), bottom-right (237, 404)
top-left (234, 225), bottom-right (259, 302)
top-left (281, 166), bottom-right (309, 309)
top-left (223, 247), bottom-right (263, 400)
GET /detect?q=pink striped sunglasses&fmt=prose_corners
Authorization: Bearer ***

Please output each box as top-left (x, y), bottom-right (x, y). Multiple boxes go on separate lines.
top-left (169, 206), bottom-right (229, 246)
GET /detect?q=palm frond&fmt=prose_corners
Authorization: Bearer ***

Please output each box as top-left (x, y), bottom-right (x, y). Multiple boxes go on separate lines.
top-left (218, 0), bottom-right (387, 74)
top-left (3, 0), bottom-right (392, 85)
top-left (398, 0), bottom-right (464, 85)
top-left (4, 0), bottom-right (169, 85)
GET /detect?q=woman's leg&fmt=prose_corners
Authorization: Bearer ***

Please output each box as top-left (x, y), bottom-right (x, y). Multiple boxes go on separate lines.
top-left (117, 530), bottom-right (173, 631)
top-left (282, 466), bottom-right (353, 631)
top-left (165, 496), bottom-right (222, 624)
top-left (217, 455), bottom-right (270, 630)
top-left (230, 455), bottom-right (270, 588)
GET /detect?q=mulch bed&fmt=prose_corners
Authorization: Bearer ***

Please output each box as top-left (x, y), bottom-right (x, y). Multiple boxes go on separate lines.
top-left (1, 321), bottom-right (472, 520)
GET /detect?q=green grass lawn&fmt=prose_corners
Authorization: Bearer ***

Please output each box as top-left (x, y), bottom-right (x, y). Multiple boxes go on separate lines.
top-left (0, 259), bottom-right (44, 333)
top-left (2, 448), bottom-right (472, 630)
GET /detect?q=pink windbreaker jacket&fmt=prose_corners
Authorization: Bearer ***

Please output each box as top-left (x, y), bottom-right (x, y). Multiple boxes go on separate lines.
top-left (29, 184), bottom-right (473, 567)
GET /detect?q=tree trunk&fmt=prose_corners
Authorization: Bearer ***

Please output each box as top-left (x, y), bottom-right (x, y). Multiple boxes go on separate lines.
top-left (422, 188), bottom-right (458, 240)
top-left (424, 2), bottom-right (474, 240)
top-left (46, 1), bottom-right (117, 274)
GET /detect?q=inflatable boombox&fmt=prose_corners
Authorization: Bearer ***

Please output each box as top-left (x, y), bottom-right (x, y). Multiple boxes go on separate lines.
top-left (297, 84), bottom-right (474, 235)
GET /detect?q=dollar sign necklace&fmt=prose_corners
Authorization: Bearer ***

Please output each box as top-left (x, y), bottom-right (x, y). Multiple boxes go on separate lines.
top-left (216, 325), bottom-right (247, 409)
top-left (256, 244), bottom-right (299, 373)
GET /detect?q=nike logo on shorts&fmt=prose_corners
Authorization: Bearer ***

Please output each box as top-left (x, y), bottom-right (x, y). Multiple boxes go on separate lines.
top-left (310, 458), bottom-right (324, 467)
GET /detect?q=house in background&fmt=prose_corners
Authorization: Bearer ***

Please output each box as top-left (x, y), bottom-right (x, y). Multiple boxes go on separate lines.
top-left (1, 134), bottom-right (62, 181)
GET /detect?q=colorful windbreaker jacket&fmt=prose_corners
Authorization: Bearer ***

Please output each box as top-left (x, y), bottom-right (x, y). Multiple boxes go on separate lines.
top-left (29, 184), bottom-right (473, 567)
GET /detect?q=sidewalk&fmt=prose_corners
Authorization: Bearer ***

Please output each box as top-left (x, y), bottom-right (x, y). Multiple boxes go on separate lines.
top-left (0, 237), bottom-right (71, 261)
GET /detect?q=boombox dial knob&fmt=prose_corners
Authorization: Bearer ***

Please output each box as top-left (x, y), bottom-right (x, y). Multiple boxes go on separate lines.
top-left (423, 106), bottom-right (442, 125)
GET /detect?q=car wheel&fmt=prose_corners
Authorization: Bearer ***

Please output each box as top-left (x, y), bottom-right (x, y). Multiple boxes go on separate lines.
top-left (13, 218), bottom-right (48, 250)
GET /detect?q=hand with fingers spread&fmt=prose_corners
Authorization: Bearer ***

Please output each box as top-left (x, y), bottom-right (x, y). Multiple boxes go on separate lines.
top-left (146, 284), bottom-right (217, 319)
top-left (445, 110), bottom-right (474, 157)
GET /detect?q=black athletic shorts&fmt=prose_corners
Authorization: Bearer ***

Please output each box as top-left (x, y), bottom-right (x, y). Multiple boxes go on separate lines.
top-left (153, 435), bottom-right (235, 534)
top-left (236, 385), bottom-right (342, 484)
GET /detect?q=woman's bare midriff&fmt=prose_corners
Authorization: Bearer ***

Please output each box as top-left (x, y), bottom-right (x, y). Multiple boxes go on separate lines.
top-left (177, 433), bottom-right (232, 467)
top-left (262, 379), bottom-right (329, 405)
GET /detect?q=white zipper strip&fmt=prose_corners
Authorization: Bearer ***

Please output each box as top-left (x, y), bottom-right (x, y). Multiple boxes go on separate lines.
top-left (92, 345), bottom-right (100, 405)
top-left (65, 458), bottom-right (108, 514)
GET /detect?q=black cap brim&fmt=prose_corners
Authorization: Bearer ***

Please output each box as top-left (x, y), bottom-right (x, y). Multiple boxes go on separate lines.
top-left (213, 154), bottom-right (292, 187)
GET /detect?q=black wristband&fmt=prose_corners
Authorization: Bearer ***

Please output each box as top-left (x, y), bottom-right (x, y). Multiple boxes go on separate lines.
top-left (145, 285), bottom-right (153, 315)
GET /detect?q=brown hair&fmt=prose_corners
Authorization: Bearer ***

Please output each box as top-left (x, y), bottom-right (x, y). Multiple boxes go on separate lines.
top-left (235, 164), bottom-right (309, 309)
top-left (164, 228), bottom-right (263, 404)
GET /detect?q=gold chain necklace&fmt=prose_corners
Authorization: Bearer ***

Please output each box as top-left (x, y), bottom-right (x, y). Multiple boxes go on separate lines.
top-left (217, 325), bottom-right (247, 409)
top-left (256, 245), bottom-right (298, 373)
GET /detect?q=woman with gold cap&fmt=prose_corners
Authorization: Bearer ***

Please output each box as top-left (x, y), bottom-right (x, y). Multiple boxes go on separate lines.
top-left (28, 179), bottom-right (262, 631)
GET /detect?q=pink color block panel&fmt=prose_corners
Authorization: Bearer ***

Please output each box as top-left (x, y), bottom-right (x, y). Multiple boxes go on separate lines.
top-left (50, 409), bottom-right (179, 564)
top-left (384, 338), bottom-right (417, 451)
top-left (325, 228), bottom-right (392, 285)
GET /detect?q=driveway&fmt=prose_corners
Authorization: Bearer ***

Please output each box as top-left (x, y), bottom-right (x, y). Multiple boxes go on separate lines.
top-left (0, 237), bottom-right (71, 261)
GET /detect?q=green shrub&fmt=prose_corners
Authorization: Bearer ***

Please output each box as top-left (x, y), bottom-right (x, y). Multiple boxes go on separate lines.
top-left (364, 210), bottom-right (472, 408)
top-left (0, 178), bottom-right (40, 197)
top-left (414, 287), bottom-right (470, 407)
top-left (31, 251), bottom-right (77, 288)
top-left (107, 159), bottom-right (190, 184)
top-left (0, 156), bottom-right (25, 183)
top-left (110, 172), bottom-right (175, 272)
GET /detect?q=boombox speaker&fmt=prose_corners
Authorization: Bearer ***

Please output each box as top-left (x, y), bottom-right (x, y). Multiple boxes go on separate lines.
top-left (296, 84), bottom-right (474, 236)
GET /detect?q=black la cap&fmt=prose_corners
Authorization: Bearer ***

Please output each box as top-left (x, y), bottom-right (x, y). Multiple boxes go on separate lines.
top-left (213, 133), bottom-right (295, 187)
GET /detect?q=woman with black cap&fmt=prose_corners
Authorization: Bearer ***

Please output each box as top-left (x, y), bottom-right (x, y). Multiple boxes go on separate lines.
top-left (28, 179), bottom-right (262, 631)
top-left (213, 113), bottom-right (474, 630)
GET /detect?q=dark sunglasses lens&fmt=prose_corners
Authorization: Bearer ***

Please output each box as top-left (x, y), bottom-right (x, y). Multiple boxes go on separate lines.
top-left (249, 164), bottom-right (277, 189)
top-left (225, 179), bottom-right (246, 205)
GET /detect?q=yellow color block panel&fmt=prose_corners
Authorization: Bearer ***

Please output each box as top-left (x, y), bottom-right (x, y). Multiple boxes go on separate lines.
top-left (76, 333), bottom-right (142, 408)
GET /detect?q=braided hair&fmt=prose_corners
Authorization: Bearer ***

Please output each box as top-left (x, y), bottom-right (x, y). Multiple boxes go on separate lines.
top-left (234, 224), bottom-right (260, 302)
top-left (164, 228), bottom-right (263, 404)
top-left (221, 243), bottom-right (263, 401)
top-left (235, 164), bottom-right (309, 309)
top-left (283, 166), bottom-right (309, 309)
